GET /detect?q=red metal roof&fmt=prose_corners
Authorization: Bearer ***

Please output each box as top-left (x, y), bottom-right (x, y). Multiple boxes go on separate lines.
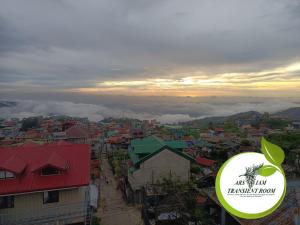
top-left (196, 156), bottom-right (215, 167)
top-left (0, 143), bottom-right (90, 196)
top-left (0, 155), bottom-right (26, 174)
top-left (214, 128), bottom-right (224, 132)
top-left (20, 140), bottom-right (41, 147)
top-left (31, 152), bottom-right (68, 172)
top-left (48, 140), bottom-right (73, 146)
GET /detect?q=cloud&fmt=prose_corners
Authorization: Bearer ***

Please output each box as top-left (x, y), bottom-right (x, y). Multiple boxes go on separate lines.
top-left (0, 0), bottom-right (300, 95)
top-left (1, 97), bottom-right (300, 124)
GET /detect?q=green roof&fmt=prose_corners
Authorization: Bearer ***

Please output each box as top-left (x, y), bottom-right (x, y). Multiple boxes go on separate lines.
top-left (130, 136), bottom-right (165, 154)
top-left (165, 140), bottom-right (187, 149)
top-left (128, 135), bottom-right (194, 171)
top-left (107, 130), bottom-right (118, 137)
top-left (128, 147), bottom-right (140, 165)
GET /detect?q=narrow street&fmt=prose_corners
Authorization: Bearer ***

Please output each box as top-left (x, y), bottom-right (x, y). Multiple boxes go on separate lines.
top-left (97, 153), bottom-right (143, 225)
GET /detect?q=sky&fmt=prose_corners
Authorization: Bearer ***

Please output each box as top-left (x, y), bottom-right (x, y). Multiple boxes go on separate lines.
top-left (1, 0), bottom-right (300, 97)
top-left (1, 0), bottom-right (300, 122)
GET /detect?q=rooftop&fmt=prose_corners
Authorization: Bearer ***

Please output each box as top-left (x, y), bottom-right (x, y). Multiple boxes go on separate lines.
top-left (0, 143), bottom-right (90, 195)
top-left (128, 135), bottom-right (193, 168)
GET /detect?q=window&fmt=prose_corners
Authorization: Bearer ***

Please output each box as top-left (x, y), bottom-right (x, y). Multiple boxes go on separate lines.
top-left (0, 171), bottom-right (4, 179)
top-left (43, 191), bottom-right (59, 204)
top-left (5, 171), bottom-right (14, 178)
top-left (0, 170), bottom-right (15, 179)
top-left (0, 196), bottom-right (14, 209)
top-left (41, 167), bottom-right (60, 176)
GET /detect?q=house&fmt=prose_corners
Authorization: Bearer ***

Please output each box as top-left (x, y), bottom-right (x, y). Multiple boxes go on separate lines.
top-left (131, 128), bottom-right (144, 139)
top-left (127, 136), bottom-right (194, 203)
top-left (214, 128), bottom-right (225, 137)
top-left (196, 156), bottom-right (215, 167)
top-left (0, 143), bottom-right (91, 225)
top-left (65, 125), bottom-right (90, 143)
top-left (52, 131), bottom-right (67, 140)
top-left (292, 122), bottom-right (300, 130)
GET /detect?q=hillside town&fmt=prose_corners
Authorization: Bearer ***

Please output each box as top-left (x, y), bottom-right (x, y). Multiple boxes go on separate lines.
top-left (1, 110), bottom-right (300, 225)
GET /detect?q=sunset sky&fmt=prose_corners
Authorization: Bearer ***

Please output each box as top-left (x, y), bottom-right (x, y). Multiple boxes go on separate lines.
top-left (1, 0), bottom-right (300, 97)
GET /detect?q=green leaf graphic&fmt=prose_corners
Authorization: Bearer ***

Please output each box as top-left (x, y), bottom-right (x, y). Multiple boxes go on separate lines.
top-left (261, 137), bottom-right (285, 166)
top-left (258, 165), bottom-right (277, 177)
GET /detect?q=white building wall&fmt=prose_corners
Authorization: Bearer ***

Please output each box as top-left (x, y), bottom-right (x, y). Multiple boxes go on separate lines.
top-left (128, 149), bottom-right (190, 190)
top-left (0, 187), bottom-right (88, 225)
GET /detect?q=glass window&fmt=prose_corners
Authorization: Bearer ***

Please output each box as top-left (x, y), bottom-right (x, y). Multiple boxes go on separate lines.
top-left (0, 196), bottom-right (14, 209)
top-left (5, 171), bottom-right (15, 178)
top-left (0, 171), bottom-right (5, 179)
top-left (43, 191), bottom-right (59, 204)
top-left (0, 171), bottom-right (15, 179)
top-left (41, 167), bottom-right (60, 176)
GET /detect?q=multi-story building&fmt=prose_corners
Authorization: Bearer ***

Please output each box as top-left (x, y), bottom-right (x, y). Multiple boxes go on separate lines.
top-left (0, 143), bottom-right (91, 225)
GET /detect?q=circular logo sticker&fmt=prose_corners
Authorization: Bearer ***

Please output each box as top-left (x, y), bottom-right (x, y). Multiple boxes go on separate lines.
top-left (215, 138), bottom-right (286, 219)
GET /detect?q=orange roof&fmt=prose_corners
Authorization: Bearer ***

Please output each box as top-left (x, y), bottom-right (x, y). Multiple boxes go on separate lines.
top-left (66, 126), bottom-right (90, 138)
top-left (197, 196), bottom-right (207, 204)
top-left (196, 156), bottom-right (215, 167)
top-left (107, 136), bottom-right (121, 144)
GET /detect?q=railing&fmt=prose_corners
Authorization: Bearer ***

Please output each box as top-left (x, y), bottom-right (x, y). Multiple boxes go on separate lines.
top-left (0, 201), bottom-right (88, 225)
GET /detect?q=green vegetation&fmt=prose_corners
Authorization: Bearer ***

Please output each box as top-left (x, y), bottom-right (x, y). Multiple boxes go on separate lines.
top-left (20, 117), bottom-right (40, 131)
top-left (113, 149), bottom-right (129, 160)
top-left (241, 139), bottom-right (251, 146)
top-left (112, 159), bottom-right (121, 177)
top-left (224, 120), bottom-right (239, 133)
top-left (267, 132), bottom-right (300, 151)
top-left (195, 207), bottom-right (209, 224)
top-left (266, 118), bottom-right (289, 129)
top-left (267, 132), bottom-right (300, 164)
top-left (190, 164), bottom-right (202, 174)
top-left (91, 216), bottom-right (101, 225)
top-left (210, 150), bottom-right (228, 163)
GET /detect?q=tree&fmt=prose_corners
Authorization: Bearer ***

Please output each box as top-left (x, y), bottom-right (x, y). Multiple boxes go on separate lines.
top-left (241, 139), bottom-right (251, 146)
top-left (208, 122), bottom-right (214, 130)
top-left (20, 117), bottom-right (40, 131)
top-left (92, 216), bottom-right (101, 225)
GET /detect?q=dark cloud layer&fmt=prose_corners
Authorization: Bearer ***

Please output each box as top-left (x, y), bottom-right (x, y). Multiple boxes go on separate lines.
top-left (1, 0), bottom-right (300, 90)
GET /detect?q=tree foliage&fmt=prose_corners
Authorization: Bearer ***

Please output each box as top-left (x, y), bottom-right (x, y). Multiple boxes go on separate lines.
top-left (20, 117), bottom-right (40, 131)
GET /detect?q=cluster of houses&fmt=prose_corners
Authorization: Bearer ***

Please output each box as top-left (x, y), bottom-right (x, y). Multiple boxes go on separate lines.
top-left (101, 116), bottom-right (300, 225)
top-left (0, 117), bottom-right (103, 225)
top-left (1, 114), bottom-right (300, 225)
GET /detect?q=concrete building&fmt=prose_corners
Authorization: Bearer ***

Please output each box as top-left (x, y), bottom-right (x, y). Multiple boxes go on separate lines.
top-left (127, 136), bottom-right (193, 202)
top-left (0, 143), bottom-right (91, 225)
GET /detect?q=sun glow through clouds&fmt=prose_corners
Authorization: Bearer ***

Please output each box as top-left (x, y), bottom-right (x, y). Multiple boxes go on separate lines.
top-left (72, 61), bottom-right (300, 97)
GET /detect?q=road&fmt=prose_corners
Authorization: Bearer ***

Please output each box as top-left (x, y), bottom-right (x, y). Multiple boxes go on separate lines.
top-left (97, 153), bottom-right (143, 225)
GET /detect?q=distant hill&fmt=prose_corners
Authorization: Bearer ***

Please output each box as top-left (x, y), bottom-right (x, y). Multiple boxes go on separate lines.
top-left (180, 111), bottom-right (262, 127)
top-left (181, 107), bottom-right (300, 128)
top-left (226, 111), bottom-right (261, 121)
top-left (273, 107), bottom-right (300, 121)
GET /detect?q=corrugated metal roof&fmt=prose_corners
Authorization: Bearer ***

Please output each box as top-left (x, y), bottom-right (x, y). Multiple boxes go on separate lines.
top-left (0, 143), bottom-right (90, 195)
top-left (128, 135), bottom-right (194, 171)
top-left (165, 140), bottom-right (187, 149)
